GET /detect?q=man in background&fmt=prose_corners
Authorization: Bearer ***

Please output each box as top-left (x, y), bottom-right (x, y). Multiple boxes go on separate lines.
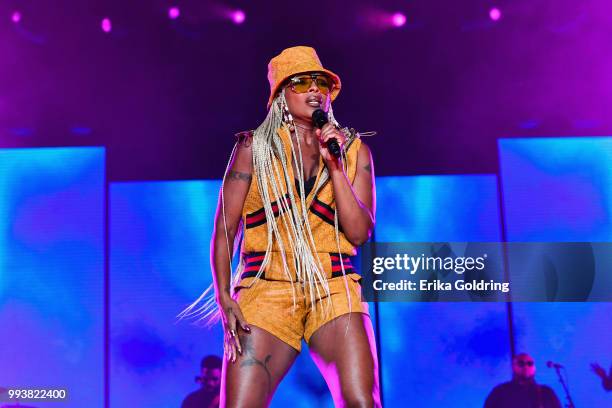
top-left (181, 355), bottom-right (222, 408)
top-left (484, 353), bottom-right (562, 408)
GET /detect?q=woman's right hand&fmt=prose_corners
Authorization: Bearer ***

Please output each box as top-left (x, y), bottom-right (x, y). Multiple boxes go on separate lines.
top-left (218, 294), bottom-right (251, 363)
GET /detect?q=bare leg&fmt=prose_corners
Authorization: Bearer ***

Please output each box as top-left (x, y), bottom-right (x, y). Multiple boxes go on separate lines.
top-left (221, 325), bottom-right (299, 407)
top-left (308, 313), bottom-right (381, 408)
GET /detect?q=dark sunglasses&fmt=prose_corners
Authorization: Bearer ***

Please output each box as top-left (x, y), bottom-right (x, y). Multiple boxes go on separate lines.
top-left (287, 73), bottom-right (334, 95)
top-left (516, 360), bottom-right (534, 367)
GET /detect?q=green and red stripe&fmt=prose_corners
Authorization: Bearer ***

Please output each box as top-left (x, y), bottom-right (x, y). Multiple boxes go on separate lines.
top-left (245, 194), bottom-right (291, 229)
top-left (240, 251), bottom-right (266, 279)
top-left (311, 197), bottom-right (343, 232)
top-left (330, 252), bottom-right (356, 277)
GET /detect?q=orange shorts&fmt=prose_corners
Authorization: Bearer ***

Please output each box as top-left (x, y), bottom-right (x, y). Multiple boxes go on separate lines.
top-left (233, 258), bottom-right (370, 351)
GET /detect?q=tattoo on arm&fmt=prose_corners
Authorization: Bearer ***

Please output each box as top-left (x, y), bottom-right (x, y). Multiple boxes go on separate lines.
top-left (363, 163), bottom-right (371, 173)
top-left (227, 170), bottom-right (252, 182)
top-left (239, 333), bottom-right (273, 394)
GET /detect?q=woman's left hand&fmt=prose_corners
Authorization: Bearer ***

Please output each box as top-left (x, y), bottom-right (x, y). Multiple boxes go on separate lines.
top-left (316, 123), bottom-right (347, 168)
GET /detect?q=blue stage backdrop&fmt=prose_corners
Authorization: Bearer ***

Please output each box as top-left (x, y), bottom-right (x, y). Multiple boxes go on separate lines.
top-left (499, 137), bottom-right (612, 242)
top-left (375, 175), bottom-right (510, 407)
top-left (499, 136), bottom-right (612, 407)
top-left (0, 147), bottom-right (105, 407)
top-left (110, 180), bottom-right (224, 407)
top-left (4, 138), bottom-right (611, 407)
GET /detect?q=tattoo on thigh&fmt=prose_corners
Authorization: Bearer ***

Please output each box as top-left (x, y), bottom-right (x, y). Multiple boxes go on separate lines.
top-left (239, 333), bottom-right (273, 394)
top-left (363, 163), bottom-right (371, 173)
top-left (227, 170), bottom-right (252, 182)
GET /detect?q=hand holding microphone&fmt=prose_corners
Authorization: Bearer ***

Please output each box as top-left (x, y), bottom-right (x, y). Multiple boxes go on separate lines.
top-left (312, 109), bottom-right (343, 160)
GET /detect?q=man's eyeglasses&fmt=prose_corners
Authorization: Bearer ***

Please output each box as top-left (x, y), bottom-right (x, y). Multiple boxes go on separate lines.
top-left (516, 360), bottom-right (535, 367)
top-left (287, 73), bottom-right (334, 95)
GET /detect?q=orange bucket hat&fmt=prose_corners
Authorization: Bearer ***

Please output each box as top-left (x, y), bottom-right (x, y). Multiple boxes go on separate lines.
top-left (267, 46), bottom-right (341, 109)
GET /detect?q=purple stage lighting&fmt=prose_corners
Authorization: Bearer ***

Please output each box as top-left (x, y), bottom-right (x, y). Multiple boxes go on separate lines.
top-left (231, 10), bottom-right (245, 24)
top-left (358, 9), bottom-right (413, 31)
top-left (11, 11), bottom-right (21, 23)
top-left (101, 18), bottom-right (112, 33)
top-left (168, 7), bottom-right (180, 20)
top-left (391, 12), bottom-right (406, 27)
top-left (489, 7), bottom-right (501, 21)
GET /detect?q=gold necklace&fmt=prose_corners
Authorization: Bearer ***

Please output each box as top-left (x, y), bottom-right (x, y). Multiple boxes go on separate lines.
top-left (294, 122), bottom-right (314, 132)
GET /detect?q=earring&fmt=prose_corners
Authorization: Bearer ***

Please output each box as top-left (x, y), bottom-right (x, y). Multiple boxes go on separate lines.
top-left (281, 97), bottom-right (295, 132)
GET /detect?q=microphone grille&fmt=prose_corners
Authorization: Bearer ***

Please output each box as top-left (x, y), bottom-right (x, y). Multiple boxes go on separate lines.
top-left (312, 109), bottom-right (328, 129)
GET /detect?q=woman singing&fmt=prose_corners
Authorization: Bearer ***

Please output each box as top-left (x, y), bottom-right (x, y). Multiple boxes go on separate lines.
top-left (181, 46), bottom-right (380, 407)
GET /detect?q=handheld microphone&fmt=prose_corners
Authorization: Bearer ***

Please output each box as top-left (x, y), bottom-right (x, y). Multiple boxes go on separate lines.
top-left (312, 109), bottom-right (341, 158)
top-left (547, 361), bottom-right (564, 369)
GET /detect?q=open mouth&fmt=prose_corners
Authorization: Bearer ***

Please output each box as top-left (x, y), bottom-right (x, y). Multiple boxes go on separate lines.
top-left (306, 97), bottom-right (322, 107)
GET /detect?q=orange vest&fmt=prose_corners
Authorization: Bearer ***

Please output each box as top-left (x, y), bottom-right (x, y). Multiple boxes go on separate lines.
top-left (237, 125), bottom-right (362, 283)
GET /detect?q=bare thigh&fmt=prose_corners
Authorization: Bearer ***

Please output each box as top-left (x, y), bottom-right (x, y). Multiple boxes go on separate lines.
top-left (221, 325), bottom-right (299, 407)
top-left (308, 313), bottom-right (381, 408)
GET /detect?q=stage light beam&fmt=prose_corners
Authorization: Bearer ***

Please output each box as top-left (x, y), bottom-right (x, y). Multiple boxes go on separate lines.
top-left (101, 18), bottom-right (112, 33)
top-left (168, 7), bottom-right (180, 20)
top-left (489, 8), bottom-right (501, 21)
top-left (391, 12), bottom-right (406, 27)
top-left (231, 10), bottom-right (245, 25)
